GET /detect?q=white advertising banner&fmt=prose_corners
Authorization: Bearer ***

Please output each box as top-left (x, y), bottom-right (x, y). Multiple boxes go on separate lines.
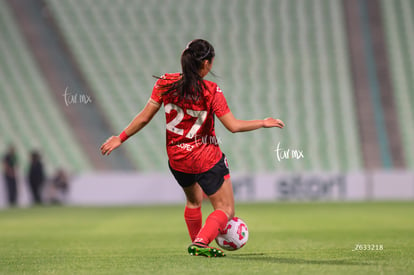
top-left (0, 171), bottom-right (413, 207)
top-left (66, 171), bottom-right (414, 205)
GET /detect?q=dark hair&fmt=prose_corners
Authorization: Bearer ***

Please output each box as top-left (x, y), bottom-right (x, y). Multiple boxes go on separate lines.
top-left (154, 39), bottom-right (215, 101)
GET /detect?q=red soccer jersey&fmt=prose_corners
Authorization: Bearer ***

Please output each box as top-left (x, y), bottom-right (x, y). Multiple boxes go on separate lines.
top-left (151, 73), bottom-right (230, 173)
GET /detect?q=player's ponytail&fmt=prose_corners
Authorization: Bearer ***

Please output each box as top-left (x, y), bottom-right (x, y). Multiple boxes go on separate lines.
top-left (155, 39), bottom-right (215, 101)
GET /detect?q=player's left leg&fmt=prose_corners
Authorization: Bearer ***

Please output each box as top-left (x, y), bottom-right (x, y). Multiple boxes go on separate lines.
top-left (188, 242), bottom-right (226, 257)
top-left (187, 154), bottom-right (231, 257)
top-left (169, 163), bottom-right (204, 242)
top-left (183, 183), bottom-right (204, 242)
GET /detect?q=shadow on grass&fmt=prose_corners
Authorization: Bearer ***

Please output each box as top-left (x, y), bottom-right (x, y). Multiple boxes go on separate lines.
top-left (228, 253), bottom-right (372, 266)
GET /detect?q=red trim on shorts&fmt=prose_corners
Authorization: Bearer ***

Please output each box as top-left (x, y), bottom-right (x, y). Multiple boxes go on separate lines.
top-left (224, 174), bottom-right (230, 180)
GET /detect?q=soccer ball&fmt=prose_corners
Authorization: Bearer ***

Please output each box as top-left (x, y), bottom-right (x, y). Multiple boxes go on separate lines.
top-left (215, 217), bottom-right (248, 251)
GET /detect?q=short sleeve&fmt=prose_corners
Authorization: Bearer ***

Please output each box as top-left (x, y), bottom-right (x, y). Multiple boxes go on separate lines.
top-left (212, 85), bottom-right (230, 117)
top-left (150, 79), bottom-right (164, 104)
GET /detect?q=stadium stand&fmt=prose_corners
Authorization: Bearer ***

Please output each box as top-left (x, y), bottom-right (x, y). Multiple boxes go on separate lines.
top-left (44, 0), bottom-right (363, 172)
top-left (0, 1), bottom-right (92, 174)
top-left (381, 0), bottom-right (414, 169)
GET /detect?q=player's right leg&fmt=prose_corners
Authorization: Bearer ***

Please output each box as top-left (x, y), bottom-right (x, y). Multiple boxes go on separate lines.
top-left (188, 155), bottom-right (234, 257)
top-left (187, 179), bottom-right (234, 257)
top-left (193, 178), bottom-right (234, 246)
top-left (208, 178), bottom-right (235, 220)
top-left (183, 183), bottom-right (227, 257)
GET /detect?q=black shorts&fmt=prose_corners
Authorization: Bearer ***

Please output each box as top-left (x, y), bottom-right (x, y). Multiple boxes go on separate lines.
top-left (168, 154), bottom-right (230, 196)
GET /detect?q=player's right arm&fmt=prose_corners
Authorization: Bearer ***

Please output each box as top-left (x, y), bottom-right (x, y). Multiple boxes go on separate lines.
top-left (211, 84), bottom-right (284, 133)
top-left (100, 99), bottom-right (161, 156)
top-left (218, 111), bottom-right (284, 133)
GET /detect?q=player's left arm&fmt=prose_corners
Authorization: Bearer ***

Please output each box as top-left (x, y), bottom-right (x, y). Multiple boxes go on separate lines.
top-left (122, 98), bottom-right (161, 136)
top-left (100, 99), bottom-right (161, 155)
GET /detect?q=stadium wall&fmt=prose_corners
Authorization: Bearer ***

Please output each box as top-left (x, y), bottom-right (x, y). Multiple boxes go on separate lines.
top-left (1, 171), bottom-right (413, 208)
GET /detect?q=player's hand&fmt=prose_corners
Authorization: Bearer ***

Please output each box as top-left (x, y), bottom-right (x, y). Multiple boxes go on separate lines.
top-left (100, 136), bottom-right (122, 156)
top-left (263, 117), bottom-right (284, 128)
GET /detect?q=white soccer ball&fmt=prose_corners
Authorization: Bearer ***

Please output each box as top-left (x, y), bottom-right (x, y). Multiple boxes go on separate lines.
top-left (215, 217), bottom-right (249, 251)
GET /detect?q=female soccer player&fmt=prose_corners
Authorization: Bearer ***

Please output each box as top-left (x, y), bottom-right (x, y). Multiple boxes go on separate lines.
top-left (100, 39), bottom-right (284, 257)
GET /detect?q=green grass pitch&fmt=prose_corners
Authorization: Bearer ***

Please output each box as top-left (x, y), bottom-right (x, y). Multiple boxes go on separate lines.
top-left (0, 201), bottom-right (413, 274)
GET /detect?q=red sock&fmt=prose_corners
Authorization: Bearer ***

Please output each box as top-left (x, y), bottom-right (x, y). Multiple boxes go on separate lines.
top-left (184, 206), bottom-right (202, 242)
top-left (194, 210), bottom-right (228, 245)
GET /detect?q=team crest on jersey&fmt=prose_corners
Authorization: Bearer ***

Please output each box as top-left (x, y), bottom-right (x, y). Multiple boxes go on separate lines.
top-left (216, 86), bottom-right (222, 93)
